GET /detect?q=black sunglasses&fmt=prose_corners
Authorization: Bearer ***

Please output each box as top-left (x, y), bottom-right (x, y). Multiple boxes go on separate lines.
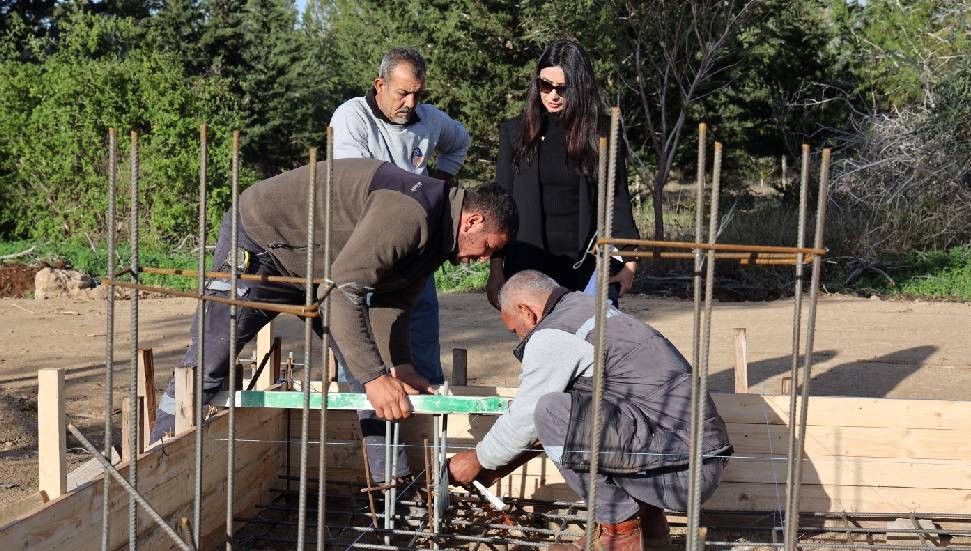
top-left (536, 77), bottom-right (567, 95)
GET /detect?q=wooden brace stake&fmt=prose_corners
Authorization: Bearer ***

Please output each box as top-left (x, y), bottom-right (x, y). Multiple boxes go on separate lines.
top-left (733, 328), bottom-right (748, 393)
top-left (37, 368), bottom-right (66, 499)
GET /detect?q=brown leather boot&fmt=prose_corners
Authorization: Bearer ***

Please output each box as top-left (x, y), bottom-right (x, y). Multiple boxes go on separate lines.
top-left (544, 517), bottom-right (643, 550)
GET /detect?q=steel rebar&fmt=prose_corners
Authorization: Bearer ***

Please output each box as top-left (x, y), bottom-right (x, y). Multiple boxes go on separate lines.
top-left (783, 144), bottom-right (811, 551)
top-left (225, 130), bottom-right (240, 549)
top-left (193, 123), bottom-right (207, 547)
top-left (297, 148), bottom-right (318, 549)
top-left (99, 278), bottom-right (328, 317)
top-left (138, 266), bottom-right (327, 285)
top-left (102, 127), bottom-right (117, 551)
top-left (317, 127), bottom-right (334, 550)
top-left (68, 424), bottom-right (195, 551)
top-left (692, 122), bottom-right (707, 373)
top-left (600, 238), bottom-right (825, 256)
top-left (584, 106), bottom-right (620, 549)
top-left (688, 142), bottom-right (722, 551)
top-left (784, 149), bottom-right (831, 550)
top-left (128, 130), bottom-right (140, 550)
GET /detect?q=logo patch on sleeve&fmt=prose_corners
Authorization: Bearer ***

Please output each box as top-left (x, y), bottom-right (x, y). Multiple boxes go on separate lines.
top-left (410, 147), bottom-right (425, 168)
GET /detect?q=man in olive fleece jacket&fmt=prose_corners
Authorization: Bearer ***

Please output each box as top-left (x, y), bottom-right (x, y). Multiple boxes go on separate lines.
top-left (150, 158), bottom-right (517, 441)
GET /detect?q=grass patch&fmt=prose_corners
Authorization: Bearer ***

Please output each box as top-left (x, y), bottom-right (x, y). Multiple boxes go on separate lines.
top-left (850, 246), bottom-right (971, 300)
top-left (434, 261), bottom-right (489, 293)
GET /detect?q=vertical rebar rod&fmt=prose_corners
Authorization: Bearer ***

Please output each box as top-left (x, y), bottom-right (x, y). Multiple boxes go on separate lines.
top-left (297, 148), bottom-right (318, 549)
top-left (687, 142), bottom-right (722, 551)
top-left (193, 124), bottom-right (208, 547)
top-left (784, 149), bottom-right (831, 550)
top-left (102, 127), bottom-right (118, 551)
top-left (389, 422), bottom-right (401, 534)
top-left (225, 130), bottom-right (240, 550)
top-left (687, 126), bottom-right (707, 547)
top-left (596, 136), bottom-right (608, 258)
top-left (384, 420), bottom-right (393, 545)
top-left (584, 106), bottom-right (620, 550)
top-left (316, 127), bottom-right (334, 550)
top-left (782, 144), bottom-right (810, 544)
top-left (128, 130), bottom-right (140, 550)
top-left (692, 123), bottom-right (707, 370)
top-left (432, 414), bottom-right (441, 548)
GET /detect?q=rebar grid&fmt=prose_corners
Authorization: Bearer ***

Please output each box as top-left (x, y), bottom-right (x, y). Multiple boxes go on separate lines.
top-left (229, 482), bottom-right (971, 551)
top-left (88, 120), bottom-right (854, 551)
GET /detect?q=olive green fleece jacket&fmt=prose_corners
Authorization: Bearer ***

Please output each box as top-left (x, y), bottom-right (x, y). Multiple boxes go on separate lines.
top-left (239, 158), bottom-right (463, 384)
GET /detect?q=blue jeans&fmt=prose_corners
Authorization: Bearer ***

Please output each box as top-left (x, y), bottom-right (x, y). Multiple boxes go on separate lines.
top-left (583, 269), bottom-right (621, 307)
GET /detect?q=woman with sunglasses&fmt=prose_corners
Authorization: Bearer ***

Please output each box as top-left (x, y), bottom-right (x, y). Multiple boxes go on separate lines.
top-left (487, 39), bottom-right (640, 309)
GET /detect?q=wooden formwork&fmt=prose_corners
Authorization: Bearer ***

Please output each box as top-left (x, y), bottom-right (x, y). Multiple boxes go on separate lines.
top-left (3, 382), bottom-right (970, 549)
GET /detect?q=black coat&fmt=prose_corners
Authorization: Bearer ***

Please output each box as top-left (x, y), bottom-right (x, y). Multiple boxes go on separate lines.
top-left (495, 116), bottom-right (641, 289)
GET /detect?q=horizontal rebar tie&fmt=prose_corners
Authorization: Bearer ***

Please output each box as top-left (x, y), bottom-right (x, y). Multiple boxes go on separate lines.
top-left (210, 391), bottom-right (510, 414)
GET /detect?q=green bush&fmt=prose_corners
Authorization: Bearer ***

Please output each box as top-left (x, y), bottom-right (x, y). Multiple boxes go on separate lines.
top-left (434, 261), bottom-right (489, 293)
top-left (0, 12), bottom-right (251, 245)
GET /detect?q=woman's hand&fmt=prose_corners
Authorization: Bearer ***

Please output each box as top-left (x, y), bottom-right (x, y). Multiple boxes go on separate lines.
top-left (609, 261), bottom-right (638, 297)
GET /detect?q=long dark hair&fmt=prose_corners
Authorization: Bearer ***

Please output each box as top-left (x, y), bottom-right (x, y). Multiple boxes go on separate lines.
top-left (514, 39), bottom-right (603, 176)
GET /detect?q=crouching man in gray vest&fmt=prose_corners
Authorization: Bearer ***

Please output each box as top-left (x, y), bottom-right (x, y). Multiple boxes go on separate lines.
top-left (448, 270), bottom-right (732, 551)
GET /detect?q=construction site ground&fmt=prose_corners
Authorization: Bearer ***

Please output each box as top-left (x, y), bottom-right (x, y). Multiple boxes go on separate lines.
top-left (0, 291), bottom-right (969, 512)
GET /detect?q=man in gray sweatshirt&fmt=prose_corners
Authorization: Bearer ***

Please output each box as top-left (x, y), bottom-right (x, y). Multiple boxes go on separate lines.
top-left (329, 47), bottom-right (471, 485)
top-left (448, 270), bottom-right (732, 551)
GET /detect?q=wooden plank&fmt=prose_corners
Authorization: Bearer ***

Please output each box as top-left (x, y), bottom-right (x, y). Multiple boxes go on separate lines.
top-left (723, 455), bottom-right (971, 490)
top-left (215, 390), bottom-right (510, 414)
top-left (727, 423), bottom-right (971, 461)
top-left (121, 396), bottom-right (133, 463)
top-left (255, 322), bottom-right (276, 390)
top-left (137, 348), bottom-right (157, 449)
top-left (711, 393), bottom-right (971, 429)
top-left (706, 482), bottom-right (971, 513)
top-left (0, 405), bottom-right (286, 550)
top-left (255, 334), bottom-right (281, 391)
top-left (733, 328), bottom-right (748, 393)
top-left (37, 368), bottom-right (66, 500)
top-left (66, 448), bottom-right (120, 492)
top-left (174, 366), bottom-right (194, 434)
top-left (451, 348), bottom-right (468, 386)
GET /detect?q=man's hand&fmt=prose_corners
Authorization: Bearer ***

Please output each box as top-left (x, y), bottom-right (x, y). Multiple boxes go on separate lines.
top-left (364, 373), bottom-right (413, 420)
top-left (486, 259), bottom-right (505, 310)
top-left (609, 261), bottom-right (638, 297)
top-left (448, 449), bottom-right (483, 484)
top-left (391, 363), bottom-right (434, 394)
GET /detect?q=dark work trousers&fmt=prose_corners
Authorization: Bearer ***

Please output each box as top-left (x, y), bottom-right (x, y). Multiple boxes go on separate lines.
top-left (151, 212), bottom-right (322, 442)
top-left (533, 392), bottom-right (727, 524)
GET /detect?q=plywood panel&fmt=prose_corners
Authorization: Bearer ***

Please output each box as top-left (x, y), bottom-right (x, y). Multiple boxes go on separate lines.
top-left (0, 406), bottom-right (287, 551)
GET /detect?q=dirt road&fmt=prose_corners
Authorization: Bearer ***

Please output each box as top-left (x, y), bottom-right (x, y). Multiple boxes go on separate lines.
top-left (0, 292), bottom-right (969, 507)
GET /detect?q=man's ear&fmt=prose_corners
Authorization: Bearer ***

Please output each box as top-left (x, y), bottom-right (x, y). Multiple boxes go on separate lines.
top-left (464, 212), bottom-right (484, 231)
top-left (518, 302), bottom-right (538, 326)
top-left (374, 77), bottom-right (385, 93)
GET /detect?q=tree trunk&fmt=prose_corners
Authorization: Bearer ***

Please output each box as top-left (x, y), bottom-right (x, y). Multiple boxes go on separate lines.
top-left (652, 173), bottom-right (666, 241)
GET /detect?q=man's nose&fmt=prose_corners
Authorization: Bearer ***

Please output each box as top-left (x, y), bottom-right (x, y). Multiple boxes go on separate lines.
top-left (403, 94), bottom-right (417, 109)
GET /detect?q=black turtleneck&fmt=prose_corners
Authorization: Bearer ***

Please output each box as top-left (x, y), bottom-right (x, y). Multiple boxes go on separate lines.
top-left (537, 115), bottom-right (581, 257)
